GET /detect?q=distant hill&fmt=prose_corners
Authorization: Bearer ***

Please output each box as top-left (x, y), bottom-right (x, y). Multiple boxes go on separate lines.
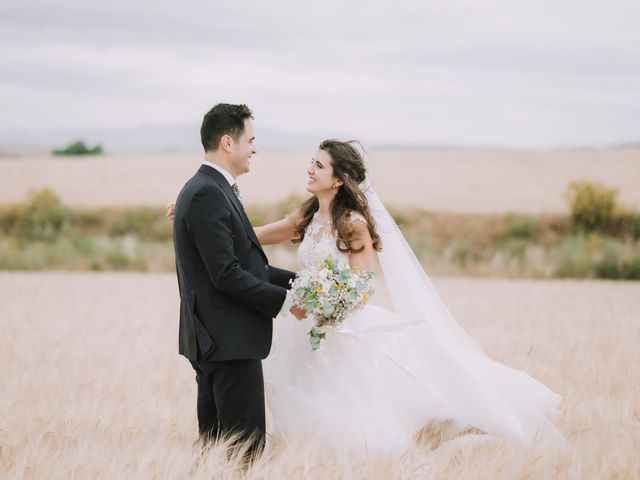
top-left (0, 124), bottom-right (324, 153)
top-left (0, 124), bottom-right (638, 153)
top-left (612, 142), bottom-right (640, 150)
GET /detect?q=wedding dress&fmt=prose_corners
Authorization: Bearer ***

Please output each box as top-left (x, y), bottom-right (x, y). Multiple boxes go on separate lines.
top-left (263, 181), bottom-right (561, 452)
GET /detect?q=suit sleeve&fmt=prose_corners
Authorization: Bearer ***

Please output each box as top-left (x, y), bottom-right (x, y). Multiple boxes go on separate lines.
top-left (268, 266), bottom-right (296, 290)
top-left (184, 185), bottom-right (287, 318)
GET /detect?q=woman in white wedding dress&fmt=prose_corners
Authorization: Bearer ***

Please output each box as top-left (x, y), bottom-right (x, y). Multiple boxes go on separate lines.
top-left (252, 139), bottom-right (562, 452)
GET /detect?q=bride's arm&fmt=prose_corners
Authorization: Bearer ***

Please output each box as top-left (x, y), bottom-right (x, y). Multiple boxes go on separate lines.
top-left (348, 221), bottom-right (375, 272)
top-left (169, 201), bottom-right (302, 246)
top-left (254, 210), bottom-right (302, 246)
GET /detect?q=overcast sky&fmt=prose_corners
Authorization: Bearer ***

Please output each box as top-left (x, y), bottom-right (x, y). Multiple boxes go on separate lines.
top-left (1, 0), bottom-right (639, 150)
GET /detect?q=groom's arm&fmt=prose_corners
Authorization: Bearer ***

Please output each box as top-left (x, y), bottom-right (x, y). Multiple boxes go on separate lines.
top-left (185, 185), bottom-right (287, 318)
top-left (269, 266), bottom-right (298, 318)
top-left (268, 266), bottom-right (296, 290)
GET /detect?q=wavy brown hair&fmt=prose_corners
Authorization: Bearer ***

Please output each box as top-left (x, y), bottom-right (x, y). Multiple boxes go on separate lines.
top-left (292, 139), bottom-right (382, 253)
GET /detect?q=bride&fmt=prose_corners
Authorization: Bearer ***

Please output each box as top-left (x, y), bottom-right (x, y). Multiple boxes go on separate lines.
top-left (252, 139), bottom-right (562, 451)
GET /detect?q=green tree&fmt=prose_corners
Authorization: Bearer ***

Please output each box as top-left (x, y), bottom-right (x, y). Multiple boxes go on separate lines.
top-left (53, 140), bottom-right (103, 156)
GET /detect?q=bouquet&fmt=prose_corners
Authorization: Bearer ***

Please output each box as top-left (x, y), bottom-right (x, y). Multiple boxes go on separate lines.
top-left (291, 256), bottom-right (375, 350)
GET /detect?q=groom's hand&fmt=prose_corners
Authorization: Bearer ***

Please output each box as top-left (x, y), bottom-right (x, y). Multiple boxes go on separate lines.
top-left (290, 305), bottom-right (307, 321)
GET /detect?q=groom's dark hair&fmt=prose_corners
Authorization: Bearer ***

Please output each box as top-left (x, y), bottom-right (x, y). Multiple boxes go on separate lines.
top-left (201, 103), bottom-right (254, 152)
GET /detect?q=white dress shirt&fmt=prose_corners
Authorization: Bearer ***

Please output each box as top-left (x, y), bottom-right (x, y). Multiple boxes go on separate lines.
top-left (202, 160), bottom-right (235, 186)
top-left (201, 160), bottom-right (294, 317)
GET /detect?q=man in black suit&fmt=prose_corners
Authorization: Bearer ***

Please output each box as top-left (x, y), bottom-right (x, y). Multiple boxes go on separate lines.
top-left (172, 103), bottom-right (304, 459)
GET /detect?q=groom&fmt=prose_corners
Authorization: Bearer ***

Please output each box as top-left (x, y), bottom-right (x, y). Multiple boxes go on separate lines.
top-left (172, 103), bottom-right (303, 458)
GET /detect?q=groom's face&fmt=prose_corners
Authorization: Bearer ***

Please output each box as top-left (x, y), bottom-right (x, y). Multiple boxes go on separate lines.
top-left (228, 119), bottom-right (256, 177)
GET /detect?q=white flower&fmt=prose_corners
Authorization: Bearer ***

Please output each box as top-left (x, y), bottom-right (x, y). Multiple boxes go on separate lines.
top-left (292, 255), bottom-right (375, 350)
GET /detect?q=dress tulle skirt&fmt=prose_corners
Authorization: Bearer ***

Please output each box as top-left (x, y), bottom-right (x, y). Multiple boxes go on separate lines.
top-left (263, 304), bottom-right (562, 452)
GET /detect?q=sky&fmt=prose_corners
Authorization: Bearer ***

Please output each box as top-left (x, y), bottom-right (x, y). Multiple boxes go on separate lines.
top-left (1, 0), bottom-right (639, 151)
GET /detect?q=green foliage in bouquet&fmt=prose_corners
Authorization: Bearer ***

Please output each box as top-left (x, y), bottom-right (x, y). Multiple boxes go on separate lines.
top-left (291, 256), bottom-right (375, 350)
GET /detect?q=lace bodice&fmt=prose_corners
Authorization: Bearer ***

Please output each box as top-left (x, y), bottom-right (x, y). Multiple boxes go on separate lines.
top-left (296, 210), bottom-right (367, 270)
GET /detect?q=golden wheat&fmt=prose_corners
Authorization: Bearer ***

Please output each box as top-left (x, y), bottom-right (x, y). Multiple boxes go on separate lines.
top-left (1, 273), bottom-right (638, 479)
top-left (1, 149), bottom-right (639, 214)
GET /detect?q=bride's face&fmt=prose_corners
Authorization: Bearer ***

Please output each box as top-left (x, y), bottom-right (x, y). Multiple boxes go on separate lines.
top-left (306, 149), bottom-right (342, 195)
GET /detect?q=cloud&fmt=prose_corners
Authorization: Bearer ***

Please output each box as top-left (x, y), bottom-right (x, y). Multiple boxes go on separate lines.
top-left (1, 0), bottom-right (639, 149)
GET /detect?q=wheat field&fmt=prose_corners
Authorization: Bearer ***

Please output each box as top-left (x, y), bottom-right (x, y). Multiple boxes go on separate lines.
top-left (1, 272), bottom-right (638, 479)
top-left (2, 148), bottom-right (639, 213)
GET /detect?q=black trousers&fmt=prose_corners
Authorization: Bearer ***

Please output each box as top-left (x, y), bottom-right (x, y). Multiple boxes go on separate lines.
top-left (189, 358), bottom-right (265, 458)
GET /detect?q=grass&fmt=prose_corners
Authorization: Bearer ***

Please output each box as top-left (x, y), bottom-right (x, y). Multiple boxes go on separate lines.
top-left (1, 189), bottom-right (640, 279)
top-left (0, 273), bottom-right (638, 478)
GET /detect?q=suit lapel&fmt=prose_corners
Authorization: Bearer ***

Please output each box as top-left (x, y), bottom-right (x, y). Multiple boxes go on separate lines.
top-left (226, 184), bottom-right (265, 252)
top-left (197, 165), bottom-right (267, 258)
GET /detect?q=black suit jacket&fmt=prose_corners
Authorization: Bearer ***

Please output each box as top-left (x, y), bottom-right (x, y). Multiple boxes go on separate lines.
top-left (173, 165), bottom-right (296, 361)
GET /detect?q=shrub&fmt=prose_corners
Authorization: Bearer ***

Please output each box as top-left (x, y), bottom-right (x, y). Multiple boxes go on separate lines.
top-left (110, 208), bottom-right (165, 239)
top-left (105, 248), bottom-right (129, 270)
top-left (553, 234), bottom-right (599, 278)
top-left (73, 210), bottom-right (104, 229)
top-left (594, 241), bottom-right (622, 279)
top-left (0, 188), bottom-right (70, 241)
top-left (73, 237), bottom-right (95, 256)
top-left (502, 213), bottom-right (538, 240)
top-left (552, 233), bottom-right (640, 280)
top-left (53, 140), bottom-right (103, 156)
top-left (632, 214), bottom-right (640, 240)
top-left (567, 181), bottom-right (619, 232)
top-left (595, 259), bottom-right (621, 279)
top-left (501, 237), bottom-right (530, 259)
top-left (444, 238), bottom-right (481, 268)
top-left (90, 260), bottom-right (102, 271)
top-left (623, 258), bottom-right (640, 280)
top-left (621, 212), bottom-right (640, 240)
top-left (148, 218), bottom-right (173, 242)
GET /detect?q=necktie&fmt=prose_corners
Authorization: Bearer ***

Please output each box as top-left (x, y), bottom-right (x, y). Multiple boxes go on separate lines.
top-left (231, 183), bottom-right (242, 203)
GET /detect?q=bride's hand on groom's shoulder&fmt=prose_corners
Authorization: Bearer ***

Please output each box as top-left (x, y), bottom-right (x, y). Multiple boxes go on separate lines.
top-left (166, 203), bottom-right (176, 221)
top-left (290, 304), bottom-right (307, 321)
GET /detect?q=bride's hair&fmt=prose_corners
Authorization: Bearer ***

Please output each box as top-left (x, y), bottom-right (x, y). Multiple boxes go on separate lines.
top-left (292, 139), bottom-right (382, 253)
